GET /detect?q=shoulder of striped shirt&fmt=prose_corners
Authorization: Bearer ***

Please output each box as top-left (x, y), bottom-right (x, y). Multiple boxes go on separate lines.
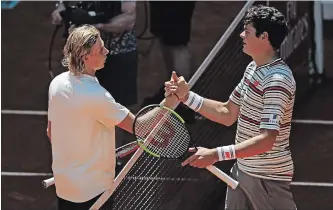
top-left (244, 61), bottom-right (256, 75)
top-left (246, 61), bottom-right (256, 70)
top-left (262, 64), bottom-right (295, 86)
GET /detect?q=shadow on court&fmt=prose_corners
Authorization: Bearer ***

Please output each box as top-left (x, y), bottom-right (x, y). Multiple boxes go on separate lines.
top-left (1, 2), bottom-right (333, 210)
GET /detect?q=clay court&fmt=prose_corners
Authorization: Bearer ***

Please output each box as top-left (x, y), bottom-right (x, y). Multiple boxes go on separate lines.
top-left (2, 2), bottom-right (333, 210)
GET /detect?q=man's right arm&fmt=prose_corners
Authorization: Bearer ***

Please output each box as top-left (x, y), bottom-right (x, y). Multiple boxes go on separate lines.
top-left (117, 93), bottom-right (180, 134)
top-left (166, 71), bottom-right (244, 127)
top-left (196, 99), bottom-right (240, 126)
top-left (196, 74), bottom-right (245, 126)
top-left (91, 90), bottom-right (134, 133)
top-left (92, 88), bottom-right (179, 134)
top-left (116, 112), bottom-right (135, 133)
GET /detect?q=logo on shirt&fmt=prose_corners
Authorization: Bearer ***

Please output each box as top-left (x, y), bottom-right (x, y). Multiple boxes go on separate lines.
top-left (253, 81), bottom-right (260, 87)
top-left (268, 114), bottom-right (279, 124)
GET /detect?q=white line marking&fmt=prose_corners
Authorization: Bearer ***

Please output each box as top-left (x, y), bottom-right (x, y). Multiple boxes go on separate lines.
top-left (2, 172), bottom-right (333, 187)
top-left (1, 172), bottom-right (53, 176)
top-left (290, 182), bottom-right (333, 187)
top-left (291, 119), bottom-right (333, 125)
top-left (1, 110), bottom-right (47, 116)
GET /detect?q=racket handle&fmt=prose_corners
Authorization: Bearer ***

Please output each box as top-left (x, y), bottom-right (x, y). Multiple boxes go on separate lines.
top-left (42, 177), bottom-right (55, 188)
top-left (206, 165), bottom-right (239, 189)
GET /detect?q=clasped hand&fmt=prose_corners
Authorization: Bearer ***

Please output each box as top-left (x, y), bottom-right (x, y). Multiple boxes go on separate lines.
top-left (164, 71), bottom-right (189, 102)
top-left (164, 72), bottom-right (218, 168)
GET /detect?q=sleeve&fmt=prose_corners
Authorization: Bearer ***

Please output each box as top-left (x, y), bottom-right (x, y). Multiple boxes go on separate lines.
top-left (93, 89), bottom-right (130, 128)
top-left (260, 73), bottom-right (295, 131)
top-left (229, 76), bottom-right (245, 106)
top-left (47, 85), bottom-right (53, 121)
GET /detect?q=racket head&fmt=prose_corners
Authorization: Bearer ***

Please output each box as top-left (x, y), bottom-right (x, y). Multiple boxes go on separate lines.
top-left (132, 104), bottom-right (192, 159)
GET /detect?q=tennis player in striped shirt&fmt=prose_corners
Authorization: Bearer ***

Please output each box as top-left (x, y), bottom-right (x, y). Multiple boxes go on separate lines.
top-left (165, 5), bottom-right (297, 210)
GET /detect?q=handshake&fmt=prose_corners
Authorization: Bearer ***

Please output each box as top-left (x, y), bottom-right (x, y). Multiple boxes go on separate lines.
top-left (164, 71), bottom-right (204, 113)
top-left (164, 71), bottom-right (189, 102)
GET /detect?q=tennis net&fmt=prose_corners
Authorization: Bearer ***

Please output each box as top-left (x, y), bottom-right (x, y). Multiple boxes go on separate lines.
top-left (112, 1), bottom-right (317, 210)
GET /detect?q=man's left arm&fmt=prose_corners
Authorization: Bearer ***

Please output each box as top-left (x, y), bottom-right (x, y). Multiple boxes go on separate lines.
top-left (95, 1), bottom-right (136, 34)
top-left (233, 129), bottom-right (277, 158)
top-left (182, 73), bottom-right (295, 167)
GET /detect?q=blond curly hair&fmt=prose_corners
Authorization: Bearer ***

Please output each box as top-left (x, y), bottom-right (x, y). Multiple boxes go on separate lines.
top-left (62, 25), bottom-right (100, 75)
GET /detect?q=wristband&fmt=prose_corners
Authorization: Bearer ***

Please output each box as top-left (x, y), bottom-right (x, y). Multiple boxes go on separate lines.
top-left (183, 91), bottom-right (204, 112)
top-left (217, 145), bottom-right (236, 161)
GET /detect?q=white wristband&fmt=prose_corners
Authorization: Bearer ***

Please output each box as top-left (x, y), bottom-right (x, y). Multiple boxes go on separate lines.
top-left (183, 91), bottom-right (204, 112)
top-left (217, 145), bottom-right (236, 161)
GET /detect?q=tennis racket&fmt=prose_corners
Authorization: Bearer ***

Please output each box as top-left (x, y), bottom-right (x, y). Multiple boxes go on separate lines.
top-left (42, 140), bottom-right (140, 188)
top-left (90, 104), bottom-right (238, 210)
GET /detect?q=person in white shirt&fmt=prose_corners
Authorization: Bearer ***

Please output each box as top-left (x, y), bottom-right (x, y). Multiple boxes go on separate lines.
top-left (47, 24), bottom-right (177, 210)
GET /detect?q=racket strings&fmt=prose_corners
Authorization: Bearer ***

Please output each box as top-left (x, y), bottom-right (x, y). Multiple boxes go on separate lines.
top-left (135, 107), bottom-right (191, 158)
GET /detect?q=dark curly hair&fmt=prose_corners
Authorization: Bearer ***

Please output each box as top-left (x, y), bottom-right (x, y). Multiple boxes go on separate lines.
top-left (243, 5), bottom-right (288, 50)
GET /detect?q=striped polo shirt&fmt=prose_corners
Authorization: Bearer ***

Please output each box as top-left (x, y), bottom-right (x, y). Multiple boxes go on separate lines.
top-left (230, 58), bottom-right (296, 181)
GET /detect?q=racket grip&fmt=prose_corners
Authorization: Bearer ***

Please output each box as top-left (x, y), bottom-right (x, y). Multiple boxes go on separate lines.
top-left (42, 177), bottom-right (55, 188)
top-left (206, 165), bottom-right (239, 189)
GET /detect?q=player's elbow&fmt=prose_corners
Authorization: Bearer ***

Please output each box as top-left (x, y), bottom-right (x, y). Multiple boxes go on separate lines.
top-left (216, 105), bottom-right (236, 127)
top-left (223, 100), bottom-right (239, 127)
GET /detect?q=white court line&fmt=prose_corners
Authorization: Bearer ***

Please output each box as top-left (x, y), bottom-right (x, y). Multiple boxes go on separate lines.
top-left (291, 119), bottom-right (333, 125)
top-left (1, 110), bottom-right (47, 116)
top-left (290, 182), bottom-right (333, 187)
top-left (1, 110), bottom-right (333, 125)
top-left (2, 172), bottom-right (53, 176)
top-left (1, 172), bottom-right (333, 187)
